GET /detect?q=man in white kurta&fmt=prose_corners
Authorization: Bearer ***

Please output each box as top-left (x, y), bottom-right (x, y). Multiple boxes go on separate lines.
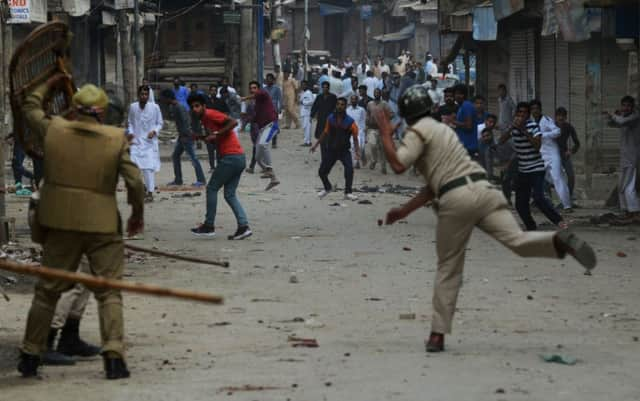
top-left (347, 95), bottom-right (366, 168)
top-left (531, 101), bottom-right (571, 210)
top-left (299, 81), bottom-right (315, 146)
top-left (127, 86), bottom-right (163, 201)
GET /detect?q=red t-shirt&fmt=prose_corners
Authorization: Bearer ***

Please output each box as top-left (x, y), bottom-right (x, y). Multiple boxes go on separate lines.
top-left (201, 109), bottom-right (244, 157)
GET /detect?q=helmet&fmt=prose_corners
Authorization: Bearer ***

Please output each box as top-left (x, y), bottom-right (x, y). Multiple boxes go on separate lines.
top-left (72, 84), bottom-right (109, 109)
top-left (398, 84), bottom-right (432, 122)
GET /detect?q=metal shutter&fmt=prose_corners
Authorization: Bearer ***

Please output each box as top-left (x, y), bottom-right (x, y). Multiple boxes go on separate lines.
top-left (486, 39), bottom-right (510, 115)
top-left (555, 40), bottom-right (570, 112)
top-left (601, 40), bottom-right (628, 170)
top-left (569, 42), bottom-right (586, 172)
top-left (509, 29), bottom-right (536, 103)
top-left (539, 35), bottom-right (556, 114)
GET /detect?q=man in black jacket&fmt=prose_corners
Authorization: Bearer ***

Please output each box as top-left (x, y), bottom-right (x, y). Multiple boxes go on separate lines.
top-left (311, 81), bottom-right (337, 160)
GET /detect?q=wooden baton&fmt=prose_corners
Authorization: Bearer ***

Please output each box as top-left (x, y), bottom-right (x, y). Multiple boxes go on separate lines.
top-left (0, 259), bottom-right (223, 304)
top-left (124, 244), bottom-right (230, 268)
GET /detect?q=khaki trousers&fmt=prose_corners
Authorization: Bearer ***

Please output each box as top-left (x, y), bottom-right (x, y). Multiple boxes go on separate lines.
top-left (22, 230), bottom-right (126, 357)
top-left (366, 129), bottom-right (386, 172)
top-left (432, 179), bottom-right (560, 334)
top-left (283, 106), bottom-right (300, 129)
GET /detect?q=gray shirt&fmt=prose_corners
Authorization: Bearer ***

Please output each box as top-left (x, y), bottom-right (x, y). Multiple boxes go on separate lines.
top-left (264, 84), bottom-right (283, 113)
top-left (608, 110), bottom-right (640, 167)
top-left (171, 103), bottom-right (193, 141)
top-left (497, 95), bottom-right (516, 129)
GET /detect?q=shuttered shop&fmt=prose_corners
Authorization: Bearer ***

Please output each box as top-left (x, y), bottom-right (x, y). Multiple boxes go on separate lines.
top-left (569, 42), bottom-right (586, 171)
top-left (601, 40), bottom-right (627, 170)
top-left (539, 36), bottom-right (570, 115)
top-left (509, 29), bottom-right (536, 103)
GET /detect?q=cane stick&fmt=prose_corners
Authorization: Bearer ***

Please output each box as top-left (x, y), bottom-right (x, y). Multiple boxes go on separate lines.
top-left (124, 244), bottom-right (230, 268)
top-left (0, 259), bottom-right (223, 304)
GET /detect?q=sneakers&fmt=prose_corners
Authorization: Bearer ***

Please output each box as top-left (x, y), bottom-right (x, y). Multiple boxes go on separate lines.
top-left (317, 190), bottom-right (329, 199)
top-left (192, 181), bottom-right (206, 187)
top-left (425, 332), bottom-right (445, 353)
top-left (228, 225), bottom-right (252, 240)
top-left (554, 230), bottom-right (596, 270)
top-left (344, 193), bottom-right (358, 201)
top-left (245, 167), bottom-right (255, 174)
top-left (191, 224), bottom-right (216, 237)
top-left (167, 181), bottom-right (182, 186)
top-left (260, 171), bottom-right (274, 179)
top-left (265, 179), bottom-right (280, 191)
top-left (144, 192), bottom-right (154, 203)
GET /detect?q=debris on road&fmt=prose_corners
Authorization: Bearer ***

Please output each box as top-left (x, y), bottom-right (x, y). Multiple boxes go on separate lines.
top-left (358, 200), bottom-right (373, 205)
top-left (218, 385), bottom-right (284, 394)
top-left (540, 354), bottom-right (578, 365)
top-left (289, 274), bottom-right (299, 284)
top-left (616, 251), bottom-right (627, 257)
top-left (288, 336), bottom-right (319, 348)
top-left (399, 313), bottom-right (416, 320)
top-left (365, 297), bottom-right (383, 301)
top-left (402, 246), bottom-right (412, 251)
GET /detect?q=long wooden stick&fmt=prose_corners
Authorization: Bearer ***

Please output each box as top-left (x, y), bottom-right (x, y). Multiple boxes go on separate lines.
top-left (0, 259), bottom-right (223, 304)
top-left (124, 244), bottom-right (230, 268)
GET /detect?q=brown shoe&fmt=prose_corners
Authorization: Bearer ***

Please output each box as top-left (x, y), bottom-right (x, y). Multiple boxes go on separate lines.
top-left (425, 332), bottom-right (444, 353)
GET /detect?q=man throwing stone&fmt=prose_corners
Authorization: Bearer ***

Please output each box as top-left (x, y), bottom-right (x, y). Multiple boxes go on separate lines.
top-left (311, 97), bottom-right (360, 200)
top-left (375, 85), bottom-right (596, 353)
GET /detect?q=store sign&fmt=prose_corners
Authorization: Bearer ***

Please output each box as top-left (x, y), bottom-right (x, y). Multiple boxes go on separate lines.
top-left (8, 0), bottom-right (46, 24)
top-left (223, 11), bottom-right (241, 25)
top-left (360, 5), bottom-right (372, 20)
top-left (114, 0), bottom-right (134, 10)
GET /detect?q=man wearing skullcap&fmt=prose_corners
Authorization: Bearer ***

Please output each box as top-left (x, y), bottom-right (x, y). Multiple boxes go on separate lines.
top-left (17, 74), bottom-right (145, 380)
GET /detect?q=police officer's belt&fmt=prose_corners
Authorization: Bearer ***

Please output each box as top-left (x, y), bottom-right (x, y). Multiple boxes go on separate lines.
top-left (438, 173), bottom-right (487, 198)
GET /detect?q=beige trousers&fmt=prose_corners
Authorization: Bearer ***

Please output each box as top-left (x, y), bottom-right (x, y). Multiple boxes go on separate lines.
top-left (366, 129), bottom-right (386, 172)
top-left (432, 179), bottom-right (560, 334)
top-left (22, 230), bottom-right (126, 357)
top-left (51, 282), bottom-right (91, 329)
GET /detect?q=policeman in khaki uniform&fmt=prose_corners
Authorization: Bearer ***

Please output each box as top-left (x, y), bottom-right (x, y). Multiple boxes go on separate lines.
top-left (376, 85), bottom-right (596, 353)
top-left (18, 74), bottom-right (145, 380)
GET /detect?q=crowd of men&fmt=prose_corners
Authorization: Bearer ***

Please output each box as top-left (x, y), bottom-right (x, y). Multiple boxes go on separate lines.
top-left (7, 45), bottom-right (638, 381)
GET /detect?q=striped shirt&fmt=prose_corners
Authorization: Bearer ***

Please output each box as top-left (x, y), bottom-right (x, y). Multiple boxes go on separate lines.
top-left (512, 119), bottom-right (545, 173)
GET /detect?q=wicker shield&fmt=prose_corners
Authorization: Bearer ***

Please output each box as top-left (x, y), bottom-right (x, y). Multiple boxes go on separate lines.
top-left (9, 21), bottom-right (76, 159)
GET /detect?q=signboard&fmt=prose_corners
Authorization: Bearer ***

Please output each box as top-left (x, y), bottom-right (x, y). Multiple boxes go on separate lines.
top-left (114, 0), bottom-right (134, 10)
top-left (8, 0), bottom-right (46, 24)
top-left (360, 5), bottom-right (372, 20)
top-left (223, 10), bottom-right (241, 25)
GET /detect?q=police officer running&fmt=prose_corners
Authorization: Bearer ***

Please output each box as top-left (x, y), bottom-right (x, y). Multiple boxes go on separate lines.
top-left (375, 85), bottom-right (597, 353)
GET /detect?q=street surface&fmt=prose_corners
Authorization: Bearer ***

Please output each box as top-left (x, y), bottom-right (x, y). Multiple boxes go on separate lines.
top-left (0, 128), bottom-right (639, 401)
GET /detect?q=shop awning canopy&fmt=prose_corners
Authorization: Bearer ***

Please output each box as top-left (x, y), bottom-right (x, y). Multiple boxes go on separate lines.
top-left (373, 23), bottom-right (416, 43)
top-left (318, 0), bottom-right (354, 16)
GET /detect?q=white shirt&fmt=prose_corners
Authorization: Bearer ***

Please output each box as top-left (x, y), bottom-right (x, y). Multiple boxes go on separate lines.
top-left (299, 90), bottom-right (315, 116)
top-left (340, 77), bottom-right (353, 98)
top-left (537, 115), bottom-right (561, 161)
top-left (127, 101), bottom-right (163, 172)
top-left (347, 104), bottom-right (366, 136)
top-left (363, 77), bottom-right (379, 99)
top-left (329, 76), bottom-right (343, 96)
top-left (356, 63), bottom-right (370, 83)
top-left (148, 87), bottom-right (155, 103)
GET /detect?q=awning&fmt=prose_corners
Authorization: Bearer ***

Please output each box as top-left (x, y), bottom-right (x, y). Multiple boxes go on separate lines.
top-left (400, 0), bottom-right (438, 12)
top-left (373, 23), bottom-right (416, 43)
top-left (472, 5), bottom-right (497, 40)
top-left (318, 0), bottom-right (353, 16)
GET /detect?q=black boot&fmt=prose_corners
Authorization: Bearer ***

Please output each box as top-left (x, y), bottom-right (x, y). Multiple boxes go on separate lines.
top-left (42, 329), bottom-right (76, 365)
top-left (103, 356), bottom-right (130, 380)
top-left (57, 318), bottom-right (101, 357)
top-left (17, 352), bottom-right (40, 378)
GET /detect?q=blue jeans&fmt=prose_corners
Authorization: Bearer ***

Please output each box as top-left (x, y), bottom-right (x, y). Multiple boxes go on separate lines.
top-left (12, 143), bottom-right (33, 184)
top-left (205, 154), bottom-right (248, 227)
top-left (515, 170), bottom-right (562, 230)
top-left (172, 140), bottom-right (206, 184)
top-left (206, 142), bottom-right (217, 170)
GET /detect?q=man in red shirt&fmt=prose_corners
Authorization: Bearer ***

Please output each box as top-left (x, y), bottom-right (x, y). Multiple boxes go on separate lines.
top-left (241, 81), bottom-right (280, 191)
top-left (188, 93), bottom-right (252, 239)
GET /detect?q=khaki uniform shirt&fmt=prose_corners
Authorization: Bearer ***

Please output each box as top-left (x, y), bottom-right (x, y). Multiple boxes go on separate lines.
top-left (396, 117), bottom-right (485, 195)
top-left (23, 83), bottom-right (145, 234)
